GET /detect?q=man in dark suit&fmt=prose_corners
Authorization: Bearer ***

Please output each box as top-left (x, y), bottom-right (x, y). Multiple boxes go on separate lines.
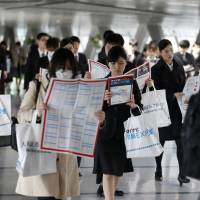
top-left (70, 36), bottom-right (88, 77)
top-left (103, 33), bottom-right (135, 73)
top-left (24, 32), bottom-right (49, 90)
top-left (174, 40), bottom-right (195, 76)
top-left (98, 30), bottom-right (114, 65)
top-left (0, 45), bottom-right (7, 94)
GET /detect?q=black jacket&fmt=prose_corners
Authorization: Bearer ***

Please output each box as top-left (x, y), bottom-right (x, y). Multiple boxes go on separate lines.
top-left (24, 45), bottom-right (40, 90)
top-left (151, 58), bottom-right (186, 140)
top-left (174, 52), bottom-right (195, 67)
top-left (99, 79), bottom-right (142, 141)
top-left (76, 53), bottom-right (88, 77)
top-left (182, 93), bottom-right (200, 179)
top-left (0, 47), bottom-right (7, 94)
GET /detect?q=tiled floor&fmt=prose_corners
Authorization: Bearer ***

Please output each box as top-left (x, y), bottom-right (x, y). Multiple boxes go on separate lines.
top-left (1, 142), bottom-right (200, 200)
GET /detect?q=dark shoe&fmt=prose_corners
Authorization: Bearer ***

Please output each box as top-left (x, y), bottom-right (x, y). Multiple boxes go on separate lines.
top-left (96, 185), bottom-right (124, 197)
top-left (96, 185), bottom-right (104, 197)
top-left (178, 174), bottom-right (190, 187)
top-left (155, 170), bottom-right (163, 181)
top-left (79, 172), bottom-right (82, 177)
top-left (115, 190), bottom-right (124, 196)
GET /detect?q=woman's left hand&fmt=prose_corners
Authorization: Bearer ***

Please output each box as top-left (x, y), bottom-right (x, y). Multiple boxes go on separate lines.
top-left (84, 71), bottom-right (92, 79)
top-left (95, 111), bottom-right (105, 124)
top-left (174, 92), bottom-right (184, 98)
top-left (126, 96), bottom-right (137, 109)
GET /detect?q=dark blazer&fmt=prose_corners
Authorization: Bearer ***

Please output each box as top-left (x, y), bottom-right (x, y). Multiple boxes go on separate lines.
top-left (97, 47), bottom-right (107, 66)
top-left (0, 47), bottom-right (7, 94)
top-left (182, 93), bottom-right (200, 179)
top-left (76, 53), bottom-right (88, 77)
top-left (100, 79), bottom-right (142, 141)
top-left (24, 44), bottom-right (40, 90)
top-left (151, 58), bottom-right (186, 140)
top-left (174, 52), bottom-right (195, 66)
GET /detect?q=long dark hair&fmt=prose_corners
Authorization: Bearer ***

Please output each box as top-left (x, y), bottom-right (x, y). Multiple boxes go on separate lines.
top-left (50, 48), bottom-right (77, 78)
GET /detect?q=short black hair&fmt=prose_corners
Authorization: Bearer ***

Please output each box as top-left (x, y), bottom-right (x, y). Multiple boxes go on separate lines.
top-left (37, 32), bottom-right (49, 40)
top-left (0, 41), bottom-right (7, 46)
top-left (46, 37), bottom-right (60, 50)
top-left (179, 40), bottom-right (190, 49)
top-left (103, 30), bottom-right (114, 40)
top-left (70, 36), bottom-right (80, 43)
top-left (105, 33), bottom-right (124, 47)
top-left (158, 39), bottom-right (172, 51)
top-left (148, 40), bottom-right (158, 52)
top-left (15, 41), bottom-right (21, 46)
top-left (60, 37), bottom-right (73, 48)
top-left (108, 45), bottom-right (127, 62)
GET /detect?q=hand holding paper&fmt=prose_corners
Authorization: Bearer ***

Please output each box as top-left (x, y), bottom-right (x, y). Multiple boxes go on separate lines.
top-left (88, 59), bottom-right (110, 79)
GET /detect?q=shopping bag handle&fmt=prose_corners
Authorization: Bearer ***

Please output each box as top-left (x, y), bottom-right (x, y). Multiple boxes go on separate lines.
top-left (145, 82), bottom-right (156, 93)
top-left (129, 105), bottom-right (146, 128)
top-left (130, 105), bottom-right (142, 116)
top-left (31, 110), bottom-right (39, 124)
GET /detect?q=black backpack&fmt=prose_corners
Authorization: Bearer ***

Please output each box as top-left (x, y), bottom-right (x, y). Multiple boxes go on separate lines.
top-left (182, 93), bottom-right (200, 180)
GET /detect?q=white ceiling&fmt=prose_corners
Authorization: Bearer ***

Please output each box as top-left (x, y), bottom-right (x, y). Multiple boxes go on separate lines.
top-left (0, 0), bottom-right (199, 45)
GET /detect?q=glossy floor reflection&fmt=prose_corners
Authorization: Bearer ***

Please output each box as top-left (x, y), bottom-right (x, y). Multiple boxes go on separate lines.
top-left (1, 141), bottom-right (200, 200)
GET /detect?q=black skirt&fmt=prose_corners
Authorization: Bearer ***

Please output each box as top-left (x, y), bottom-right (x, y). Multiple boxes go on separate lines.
top-left (93, 138), bottom-right (133, 177)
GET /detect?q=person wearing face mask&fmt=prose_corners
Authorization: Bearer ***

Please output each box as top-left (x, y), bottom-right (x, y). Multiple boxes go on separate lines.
top-left (151, 39), bottom-right (190, 186)
top-left (93, 46), bottom-right (142, 200)
top-left (16, 48), bottom-right (105, 200)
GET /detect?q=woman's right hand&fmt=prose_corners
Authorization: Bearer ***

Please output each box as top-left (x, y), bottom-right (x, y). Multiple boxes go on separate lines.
top-left (84, 71), bottom-right (92, 79)
top-left (105, 90), bottom-right (112, 103)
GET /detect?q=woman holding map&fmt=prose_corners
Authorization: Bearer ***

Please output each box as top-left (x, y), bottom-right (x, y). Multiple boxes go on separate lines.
top-left (93, 46), bottom-right (142, 200)
top-left (151, 39), bottom-right (190, 186)
top-left (15, 48), bottom-right (105, 200)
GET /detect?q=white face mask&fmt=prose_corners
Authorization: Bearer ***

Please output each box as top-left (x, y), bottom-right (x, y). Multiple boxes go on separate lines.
top-left (48, 51), bottom-right (54, 62)
top-left (55, 69), bottom-right (73, 79)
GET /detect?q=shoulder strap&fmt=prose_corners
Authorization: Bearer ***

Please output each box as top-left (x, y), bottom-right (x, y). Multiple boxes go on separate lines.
top-left (34, 79), bottom-right (41, 104)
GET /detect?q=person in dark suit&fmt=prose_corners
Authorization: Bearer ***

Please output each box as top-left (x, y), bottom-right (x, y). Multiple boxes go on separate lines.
top-left (24, 32), bottom-right (49, 90)
top-left (36, 37), bottom-right (60, 72)
top-left (70, 36), bottom-right (88, 77)
top-left (174, 40), bottom-right (195, 76)
top-left (102, 33), bottom-right (135, 73)
top-left (128, 39), bottom-right (144, 67)
top-left (0, 45), bottom-right (7, 94)
top-left (98, 30), bottom-right (114, 65)
top-left (151, 39), bottom-right (190, 186)
top-left (93, 46), bottom-right (141, 200)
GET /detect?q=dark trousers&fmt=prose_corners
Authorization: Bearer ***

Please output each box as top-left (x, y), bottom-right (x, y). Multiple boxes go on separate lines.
top-left (155, 138), bottom-right (184, 175)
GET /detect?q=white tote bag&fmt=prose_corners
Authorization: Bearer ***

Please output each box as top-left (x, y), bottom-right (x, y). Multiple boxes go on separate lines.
top-left (124, 109), bottom-right (163, 158)
top-left (142, 87), bottom-right (171, 128)
top-left (16, 111), bottom-right (57, 177)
